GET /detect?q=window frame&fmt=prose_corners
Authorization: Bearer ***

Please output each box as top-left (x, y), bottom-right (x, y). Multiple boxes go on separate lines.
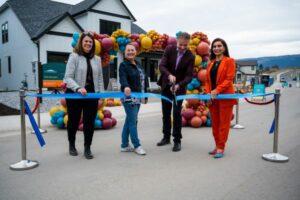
top-left (2, 21), bottom-right (8, 43)
top-left (99, 19), bottom-right (120, 35)
top-left (0, 58), bottom-right (2, 77)
top-left (8, 56), bottom-right (11, 74)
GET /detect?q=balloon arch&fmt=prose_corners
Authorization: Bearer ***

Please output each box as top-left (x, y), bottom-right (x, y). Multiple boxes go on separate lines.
top-left (72, 29), bottom-right (216, 128)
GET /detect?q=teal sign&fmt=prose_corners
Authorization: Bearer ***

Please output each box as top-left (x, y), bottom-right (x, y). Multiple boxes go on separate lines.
top-left (253, 84), bottom-right (265, 94)
top-left (42, 62), bottom-right (66, 80)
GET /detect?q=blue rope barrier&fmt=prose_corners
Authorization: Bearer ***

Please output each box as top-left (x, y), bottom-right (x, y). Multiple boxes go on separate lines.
top-left (24, 101), bottom-right (46, 147)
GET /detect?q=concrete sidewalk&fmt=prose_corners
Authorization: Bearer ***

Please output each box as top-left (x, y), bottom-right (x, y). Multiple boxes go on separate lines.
top-left (0, 88), bottom-right (299, 200)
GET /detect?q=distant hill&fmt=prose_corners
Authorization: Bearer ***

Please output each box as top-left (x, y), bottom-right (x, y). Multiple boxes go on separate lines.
top-left (238, 54), bottom-right (300, 68)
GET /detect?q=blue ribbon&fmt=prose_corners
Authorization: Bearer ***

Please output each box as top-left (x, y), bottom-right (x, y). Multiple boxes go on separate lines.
top-left (26, 92), bottom-right (173, 103)
top-left (269, 119), bottom-right (275, 134)
top-left (24, 101), bottom-right (46, 147)
top-left (176, 93), bottom-right (274, 101)
top-left (26, 92), bottom-right (274, 102)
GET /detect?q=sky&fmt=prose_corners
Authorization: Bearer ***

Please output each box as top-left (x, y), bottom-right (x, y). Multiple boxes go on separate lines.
top-left (1, 0), bottom-right (300, 59)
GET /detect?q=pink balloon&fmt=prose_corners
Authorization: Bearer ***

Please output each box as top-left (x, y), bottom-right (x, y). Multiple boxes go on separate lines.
top-left (102, 118), bottom-right (113, 129)
top-left (101, 38), bottom-right (113, 50)
top-left (103, 109), bottom-right (112, 118)
top-left (182, 109), bottom-right (195, 120)
top-left (130, 41), bottom-right (140, 50)
top-left (111, 117), bottom-right (117, 127)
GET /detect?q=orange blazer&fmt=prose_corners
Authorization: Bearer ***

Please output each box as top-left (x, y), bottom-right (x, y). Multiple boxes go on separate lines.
top-left (205, 56), bottom-right (237, 106)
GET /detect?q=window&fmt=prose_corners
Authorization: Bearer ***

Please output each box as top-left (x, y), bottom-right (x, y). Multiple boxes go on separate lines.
top-left (251, 66), bottom-right (255, 71)
top-left (100, 20), bottom-right (120, 35)
top-left (149, 60), bottom-right (158, 82)
top-left (47, 51), bottom-right (70, 64)
top-left (2, 22), bottom-right (8, 43)
top-left (8, 56), bottom-right (11, 73)
top-left (0, 59), bottom-right (2, 77)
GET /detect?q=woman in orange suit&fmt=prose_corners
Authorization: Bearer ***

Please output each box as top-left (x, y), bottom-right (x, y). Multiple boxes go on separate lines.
top-left (205, 38), bottom-right (237, 159)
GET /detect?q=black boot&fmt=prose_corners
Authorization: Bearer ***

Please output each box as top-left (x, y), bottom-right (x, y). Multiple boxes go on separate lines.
top-left (157, 138), bottom-right (170, 146)
top-left (69, 144), bottom-right (78, 156)
top-left (84, 146), bottom-right (94, 159)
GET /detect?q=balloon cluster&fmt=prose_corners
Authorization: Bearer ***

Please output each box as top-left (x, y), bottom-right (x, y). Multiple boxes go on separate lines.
top-left (177, 31), bottom-right (211, 128)
top-left (181, 102), bottom-right (211, 128)
top-left (102, 98), bottom-right (122, 107)
top-left (49, 98), bottom-right (117, 130)
top-left (112, 29), bottom-right (131, 53)
top-left (71, 29), bottom-right (212, 68)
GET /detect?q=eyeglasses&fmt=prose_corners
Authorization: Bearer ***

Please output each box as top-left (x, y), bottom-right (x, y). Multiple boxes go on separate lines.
top-left (82, 31), bottom-right (94, 37)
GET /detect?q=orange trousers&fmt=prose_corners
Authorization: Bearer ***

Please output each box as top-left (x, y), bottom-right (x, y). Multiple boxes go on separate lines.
top-left (209, 100), bottom-right (233, 150)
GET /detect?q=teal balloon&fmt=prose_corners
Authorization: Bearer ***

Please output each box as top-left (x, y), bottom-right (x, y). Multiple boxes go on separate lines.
top-left (73, 32), bottom-right (80, 40)
top-left (206, 119), bottom-right (211, 127)
top-left (94, 119), bottom-right (102, 128)
top-left (120, 45), bottom-right (126, 52)
top-left (117, 37), bottom-right (122, 44)
top-left (54, 111), bottom-right (64, 118)
top-left (71, 40), bottom-right (77, 48)
top-left (191, 78), bottom-right (200, 88)
top-left (187, 83), bottom-right (194, 91)
top-left (57, 117), bottom-right (64, 128)
top-left (207, 111), bottom-right (211, 119)
top-left (51, 117), bottom-right (58, 125)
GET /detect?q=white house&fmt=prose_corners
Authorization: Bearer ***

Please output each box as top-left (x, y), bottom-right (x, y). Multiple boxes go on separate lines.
top-left (235, 60), bottom-right (258, 85)
top-left (0, 0), bottom-right (139, 91)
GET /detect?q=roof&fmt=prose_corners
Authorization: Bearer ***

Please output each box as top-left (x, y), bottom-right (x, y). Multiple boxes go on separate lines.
top-left (2, 0), bottom-right (75, 40)
top-left (69, 0), bottom-right (99, 16)
top-left (131, 23), bottom-right (146, 34)
top-left (0, 0), bottom-right (136, 40)
top-left (70, 0), bottom-right (136, 20)
top-left (236, 60), bottom-right (258, 66)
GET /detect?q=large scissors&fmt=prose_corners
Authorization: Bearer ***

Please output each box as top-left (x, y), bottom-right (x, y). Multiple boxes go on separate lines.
top-left (172, 83), bottom-right (177, 106)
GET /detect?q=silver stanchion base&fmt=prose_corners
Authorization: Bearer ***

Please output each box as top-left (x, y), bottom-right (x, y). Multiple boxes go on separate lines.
top-left (262, 153), bottom-right (289, 163)
top-left (231, 124), bottom-right (245, 129)
top-left (31, 129), bottom-right (47, 134)
top-left (10, 160), bottom-right (39, 171)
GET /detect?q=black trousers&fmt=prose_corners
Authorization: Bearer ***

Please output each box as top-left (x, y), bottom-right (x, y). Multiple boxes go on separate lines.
top-left (66, 90), bottom-right (98, 147)
top-left (161, 86), bottom-right (183, 143)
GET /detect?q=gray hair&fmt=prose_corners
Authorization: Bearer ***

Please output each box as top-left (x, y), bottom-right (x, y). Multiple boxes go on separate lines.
top-left (178, 32), bottom-right (191, 40)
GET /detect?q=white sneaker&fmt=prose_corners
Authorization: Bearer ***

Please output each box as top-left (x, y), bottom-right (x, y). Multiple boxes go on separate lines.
top-left (134, 146), bottom-right (146, 155)
top-left (120, 146), bottom-right (134, 152)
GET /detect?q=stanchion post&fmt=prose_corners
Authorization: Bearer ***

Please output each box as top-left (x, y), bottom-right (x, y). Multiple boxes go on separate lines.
top-left (262, 88), bottom-right (289, 163)
top-left (231, 99), bottom-right (245, 129)
top-left (10, 89), bottom-right (39, 170)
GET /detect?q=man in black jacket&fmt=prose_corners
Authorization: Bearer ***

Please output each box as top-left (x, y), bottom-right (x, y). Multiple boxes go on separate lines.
top-left (157, 32), bottom-right (195, 152)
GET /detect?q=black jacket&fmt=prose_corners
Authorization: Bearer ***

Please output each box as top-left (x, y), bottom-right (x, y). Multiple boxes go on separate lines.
top-left (119, 59), bottom-right (149, 93)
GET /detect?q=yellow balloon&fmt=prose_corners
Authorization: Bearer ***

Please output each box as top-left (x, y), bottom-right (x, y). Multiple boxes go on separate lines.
top-left (98, 111), bottom-right (104, 120)
top-left (139, 34), bottom-right (146, 41)
top-left (64, 115), bottom-right (68, 125)
top-left (94, 40), bottom-right (101, 55)
top-left (110, 37), bottom-right (116, 44)
top-left (192, 38), bottom-right (200, 45)
top-left (192, 89), bottom-right (199, 94)
top-left (141, 36), bottom-right (152, 50)
top-left (59, 106), bottom-right (67, 113)
top-left (195, 55), bottom-right (202, 66)
top-left (49, 107), bottom-right (60, 117)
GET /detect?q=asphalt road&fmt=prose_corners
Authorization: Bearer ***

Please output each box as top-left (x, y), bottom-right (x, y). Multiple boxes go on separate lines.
top-left (0, 87), bottom-right (299, 200)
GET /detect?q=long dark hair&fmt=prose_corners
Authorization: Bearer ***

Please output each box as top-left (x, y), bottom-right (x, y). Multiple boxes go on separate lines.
top-left (210, 38), bottom-right (230, 60)
top-left (74, 31), bottom-right (95, 58)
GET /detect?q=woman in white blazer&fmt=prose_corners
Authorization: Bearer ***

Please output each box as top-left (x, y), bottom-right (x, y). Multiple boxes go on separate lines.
top-left (64, 31), bottom-right (104, 159)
